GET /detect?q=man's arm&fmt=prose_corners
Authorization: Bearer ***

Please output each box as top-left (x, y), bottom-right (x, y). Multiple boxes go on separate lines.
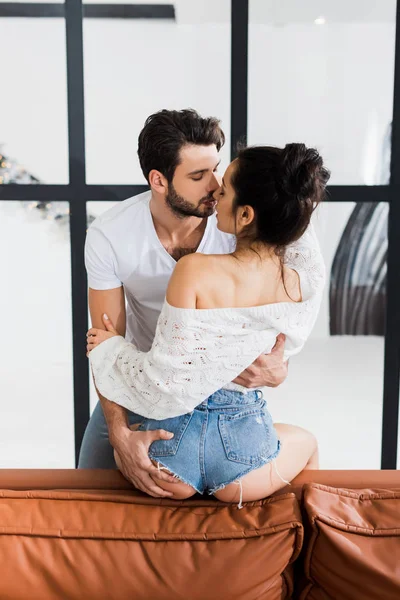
top-left (89, 287), bottom-right (126, 335)
top-left (232, 333), bottom-right (288, 388)
top-left (88, 287), bottom-right (177, 496)
top-left (88, 287), bottom-right (129, 447)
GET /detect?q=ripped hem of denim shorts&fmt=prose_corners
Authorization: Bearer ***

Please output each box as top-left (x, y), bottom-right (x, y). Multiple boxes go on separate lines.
top-left (150, 458), bottom-right (203, 496)
top-left (207, 442), bottom-right (285, 509)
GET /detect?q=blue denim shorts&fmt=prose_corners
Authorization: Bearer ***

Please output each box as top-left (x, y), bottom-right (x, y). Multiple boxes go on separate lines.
top-left (137, 389), bottom-right (281, 495)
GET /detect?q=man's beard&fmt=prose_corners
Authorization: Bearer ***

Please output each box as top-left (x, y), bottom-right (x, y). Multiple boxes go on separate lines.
top-left (165, 183), bottom-right (215, 219)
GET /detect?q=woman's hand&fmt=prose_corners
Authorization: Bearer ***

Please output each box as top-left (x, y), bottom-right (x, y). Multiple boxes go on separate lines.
top-left (86, 313), bottom-right (120, 356)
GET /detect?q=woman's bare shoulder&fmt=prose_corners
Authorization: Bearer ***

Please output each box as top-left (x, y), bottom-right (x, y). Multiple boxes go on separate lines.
top-left (176, 252), bottom-right (228, 271)
top-left (166, 253), bottom-right (229, 309)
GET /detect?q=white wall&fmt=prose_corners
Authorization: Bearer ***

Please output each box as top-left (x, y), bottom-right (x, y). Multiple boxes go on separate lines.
top-left (0, 18), bottom-right (394, 184)
top-left (248, 23), bottom-right (395, 185)
top-left (83, 19), bottom-right (232, 184)
top-left (0, 15), bottom-right (395, 468)
top-left (0, 202), bottom-right (75, 468)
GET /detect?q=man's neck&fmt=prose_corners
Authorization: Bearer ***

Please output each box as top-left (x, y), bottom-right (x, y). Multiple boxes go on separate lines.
top-left (149, 194), bottom-right (207, 247)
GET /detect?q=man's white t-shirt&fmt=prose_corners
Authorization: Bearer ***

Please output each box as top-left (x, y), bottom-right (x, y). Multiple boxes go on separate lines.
top-left (85, 191), bottom-right (235, 352)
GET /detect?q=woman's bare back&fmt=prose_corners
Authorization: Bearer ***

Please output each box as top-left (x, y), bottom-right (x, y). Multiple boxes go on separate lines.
top-left (194, 253), bottom-right (302, 310)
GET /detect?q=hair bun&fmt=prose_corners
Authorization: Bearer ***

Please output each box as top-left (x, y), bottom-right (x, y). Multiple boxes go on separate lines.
top-left (278, 143), bottom-right (330, 202)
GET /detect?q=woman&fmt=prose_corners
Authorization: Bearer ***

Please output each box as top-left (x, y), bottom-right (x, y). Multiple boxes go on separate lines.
top-left (87, 143), bottom-right (329, 507)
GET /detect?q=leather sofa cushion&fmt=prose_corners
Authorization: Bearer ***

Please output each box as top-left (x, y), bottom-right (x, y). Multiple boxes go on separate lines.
top-left (300, 483), bottom-right (400, 600)
top-left (0, 489), bottom-right (302, 600)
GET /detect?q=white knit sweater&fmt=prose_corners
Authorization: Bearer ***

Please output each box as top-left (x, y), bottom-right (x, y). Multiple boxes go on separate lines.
top-left (89, 223), bottom-right (325, 419)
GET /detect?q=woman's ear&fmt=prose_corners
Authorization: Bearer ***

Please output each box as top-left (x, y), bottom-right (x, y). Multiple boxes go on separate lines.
top-left (148, 169), bottom-right (168, 194)
top-left (240, 205), bottom-right (255, 227)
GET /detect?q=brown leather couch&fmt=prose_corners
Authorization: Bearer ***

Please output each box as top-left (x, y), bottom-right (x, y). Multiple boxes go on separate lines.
top-left (0, 469), bottom-right (399, 599)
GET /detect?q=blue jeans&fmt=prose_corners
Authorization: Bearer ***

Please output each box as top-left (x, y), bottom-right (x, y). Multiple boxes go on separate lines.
top-left (78, 390), bottom-right (280, 495)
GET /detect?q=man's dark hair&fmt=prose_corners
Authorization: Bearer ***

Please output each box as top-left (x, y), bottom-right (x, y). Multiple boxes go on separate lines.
top-left (138, 108), bottom-right (225, 183)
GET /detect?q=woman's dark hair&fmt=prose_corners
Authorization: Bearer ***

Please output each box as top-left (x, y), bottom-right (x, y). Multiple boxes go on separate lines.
top-left (138, 109), bottom-right (225, 183)
top-left (231, 143), bottom-right (330, 248)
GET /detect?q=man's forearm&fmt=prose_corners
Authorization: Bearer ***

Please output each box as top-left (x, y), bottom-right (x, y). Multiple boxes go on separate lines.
top-left (97, 390), bottom-right (130, 448)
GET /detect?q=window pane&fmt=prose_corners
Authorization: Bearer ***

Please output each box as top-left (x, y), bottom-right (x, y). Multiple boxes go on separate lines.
top-left (248, 1), bottom-right (396, 184)
top-left (268, 202), bottom-right (386, 468)
top-left (0, 19), bottom-right (68, 183)
top-left (83, 6), bottom-right (231, 184)
top-left (0, 200), bottom-right (74, 467)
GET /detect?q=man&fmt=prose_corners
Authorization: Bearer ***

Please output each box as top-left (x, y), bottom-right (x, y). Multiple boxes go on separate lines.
top-left (79, 109), bottom-right (288, 498)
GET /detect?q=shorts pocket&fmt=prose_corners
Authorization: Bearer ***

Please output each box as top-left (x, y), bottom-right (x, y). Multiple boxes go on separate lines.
top-left (138, 412), bottom-right (193, 457)
top-left (218, 408), bottom-right (276, 465)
